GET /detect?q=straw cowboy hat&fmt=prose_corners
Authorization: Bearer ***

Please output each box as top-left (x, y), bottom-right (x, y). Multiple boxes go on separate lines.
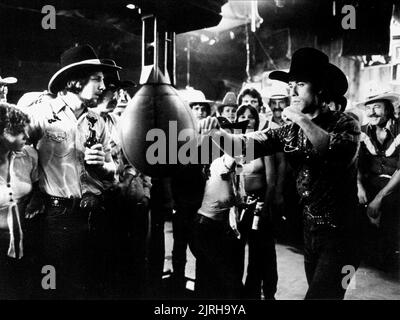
top-left (48, 44), bottom-right (121, 94)
top-left (100, 59), bottom-right (136, 89)
top-left (357, 92), bottom-right (400, 108)
top-left (179, 87), bottom-right (213, 115)
top-left (266, 81), bottom-right (289, 101)
top-left (269, 47), bottom-right (348, 97)
top-left (0, 76), bottom-right (17, 85)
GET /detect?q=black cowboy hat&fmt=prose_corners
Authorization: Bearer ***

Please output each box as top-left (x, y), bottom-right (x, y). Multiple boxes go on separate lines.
top-left (100, 59), bottom-right (136, 89)
top-left (269, 47), bottom-right (348, 97)
top-left (217, 117), bottom-right (249, 133)
top-left (48, 44), bottom-right (121, 94)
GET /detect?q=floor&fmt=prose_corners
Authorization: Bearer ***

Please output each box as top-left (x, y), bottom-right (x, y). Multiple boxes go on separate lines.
top-left (163, 221), bottom-right (400, 300)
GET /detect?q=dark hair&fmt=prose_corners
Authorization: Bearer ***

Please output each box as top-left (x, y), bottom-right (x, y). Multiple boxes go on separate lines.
top-left (62, 67), bottom-right (101, 94)
top-left (238, 88), bottom-right (263, 107)
top-left (189, 102), bottom-right (211, 116)
top-left (369, 99), bottom-right (395, 120)
top-left (235, 104), bottom-right (260, 130)
top-left (0, 103), bottom-right (30, 136)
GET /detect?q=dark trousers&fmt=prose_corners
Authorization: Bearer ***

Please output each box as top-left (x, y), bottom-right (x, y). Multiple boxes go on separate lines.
top-left (191, 214), bottom-right (244, 299)
top-left (106, 198), bottom-right (149, 299)
top-left (303, 223), bottom-right (361, 300)
top-left (0, 232), bottom-right (33, 299)
top-left (243, 222), bottom-right (278, 299)
top-left (363, 178), bottom-right (400, 272)
top-left (171, 206), bottom-right (197, 284)
top-left (33, 205), bottom-right (92, 299)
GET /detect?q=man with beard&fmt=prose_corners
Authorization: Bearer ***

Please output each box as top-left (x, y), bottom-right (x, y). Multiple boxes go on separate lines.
top-left (357, 92), bottom-right (400, 273)
top-left (266, 85), bottom-right (290, 127)
top-left (24, 44), bottom-right (120, 299)
top-left (199, 48), bottom-right (361, 299)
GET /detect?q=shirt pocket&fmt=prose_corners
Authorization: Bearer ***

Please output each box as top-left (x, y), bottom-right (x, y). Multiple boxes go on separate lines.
top-left (43, 130), bottom-right (73, 158)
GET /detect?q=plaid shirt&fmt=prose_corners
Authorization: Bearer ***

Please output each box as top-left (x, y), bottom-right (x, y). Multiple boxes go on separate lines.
top-left (242, 110), bottom-right (361, 230)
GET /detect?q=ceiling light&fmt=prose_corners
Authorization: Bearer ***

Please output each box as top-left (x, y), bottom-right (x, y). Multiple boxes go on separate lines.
top-left (200, 34), bottom-right (210, 42)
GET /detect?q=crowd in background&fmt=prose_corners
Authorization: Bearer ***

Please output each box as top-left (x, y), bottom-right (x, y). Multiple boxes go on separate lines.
top-left (0, 45), bottom-right (399, 300)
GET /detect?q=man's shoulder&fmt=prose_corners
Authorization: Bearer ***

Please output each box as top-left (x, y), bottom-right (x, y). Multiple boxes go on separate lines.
top-left (332, 111), bottom-right (361, 133)
top-left (25, 95), bottom-right (62, 117)
top-left (15, 145), bottom-right (38, 163)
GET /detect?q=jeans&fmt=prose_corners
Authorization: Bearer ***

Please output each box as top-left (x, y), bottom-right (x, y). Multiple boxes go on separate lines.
top-left (242, 220), bottom-right (278, 299)
top-left (32, 203), bottom-right (96, 299)
top-left (303, 220), bottom-right (361, 300)
top-left (191, 214), bottom-right (244, 299)
top-left (171, 206), bottom-right (197, 284)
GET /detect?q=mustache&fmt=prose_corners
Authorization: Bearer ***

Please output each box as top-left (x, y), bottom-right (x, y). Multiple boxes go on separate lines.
top-left (272, 108), bottom-right (284, 112)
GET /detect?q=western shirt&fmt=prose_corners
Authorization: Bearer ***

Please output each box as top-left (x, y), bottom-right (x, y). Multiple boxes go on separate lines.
top-left (25, 96), bottom-right (111, 198)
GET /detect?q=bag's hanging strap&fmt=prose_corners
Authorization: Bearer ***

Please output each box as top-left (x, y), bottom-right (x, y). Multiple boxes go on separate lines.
top-left (6, 152), bottom-right (24, 259)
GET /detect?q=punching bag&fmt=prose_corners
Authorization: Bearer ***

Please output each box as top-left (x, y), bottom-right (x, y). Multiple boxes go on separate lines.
top-left (119, 82), bottom-right (198, 177)
top-left (119, 15), bottom-right (198, 177)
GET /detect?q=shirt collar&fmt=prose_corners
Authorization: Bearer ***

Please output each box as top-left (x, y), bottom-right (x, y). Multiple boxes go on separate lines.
top-left (366, 118), bottom-right (395, 137)
top-left (55, 95), bottom-right (88, 115)
top-left (52, 96), bottom-right (68, 113)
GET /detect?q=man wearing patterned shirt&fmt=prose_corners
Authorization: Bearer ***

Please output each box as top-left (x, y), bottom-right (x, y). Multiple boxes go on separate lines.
top-left (357, 92), bottom-right (400, 272)
top-left (199, 48), bottom-right (361, 299)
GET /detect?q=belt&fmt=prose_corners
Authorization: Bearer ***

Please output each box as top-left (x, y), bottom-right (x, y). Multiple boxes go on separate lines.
top-left (45, 194), bottom-right (82, 209)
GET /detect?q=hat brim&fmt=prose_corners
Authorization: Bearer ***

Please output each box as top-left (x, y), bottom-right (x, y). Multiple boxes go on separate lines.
top-left (269, 71), bottom-right (289, 83)
top-left (0, 76), bottom-right (17, 85)
top-left (108, 80), bottom-right (136, 89)
top-left (48, 59), bottom-right (122, 94)
top-left (218, 117), bottom-right (249, 133)
top-left (269, 64), bottom-right (348, 96)
top-left (357, 92), bottom-right (400, 109)
top-left (189, 100), bottom-right (213, 105)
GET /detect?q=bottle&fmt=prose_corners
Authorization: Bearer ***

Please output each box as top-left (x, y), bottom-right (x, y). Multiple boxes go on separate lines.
top-left (251, 201), bottom-right (264, 231)
top-left (85, 126), bottom-right (98, 148)
top-left (85, 116), bottom-right (98, 148)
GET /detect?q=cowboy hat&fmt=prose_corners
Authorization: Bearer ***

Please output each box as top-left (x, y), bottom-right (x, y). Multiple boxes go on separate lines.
top-left (0, 76), bottom-right (17, 85)
top-left (269, 47), bottom-right (348, 97)
top-left (265, 81), bottom-right (289, 100)
top-left (100, 59), bottom-right (136, 89)
top-left (217, 92), bottom-right (238, 114)
top-left (48, 44), bottom-right (121, 94)
top-left (179, 88), bottom-right (213, 105)
top-left (358, 92), bottom-right (400, 108)
top-left (217, 117), bottom-right (249, 133)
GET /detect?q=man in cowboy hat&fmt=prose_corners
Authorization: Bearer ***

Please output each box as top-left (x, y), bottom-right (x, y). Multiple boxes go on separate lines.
top-left (24, 44), bottom-right (121, 299)
top-left (199, 47), bottom-right (361, 299)
top-left (0, 75), bottom-right (17, 103)
top-left (217, 92), bottom-right (238, 123)
top-left (264, 83), bottom-right (290, 127)
top-left (188, 90), bottom-right (213, 122)
top-left (357, 92), bottom-right (400, 272)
